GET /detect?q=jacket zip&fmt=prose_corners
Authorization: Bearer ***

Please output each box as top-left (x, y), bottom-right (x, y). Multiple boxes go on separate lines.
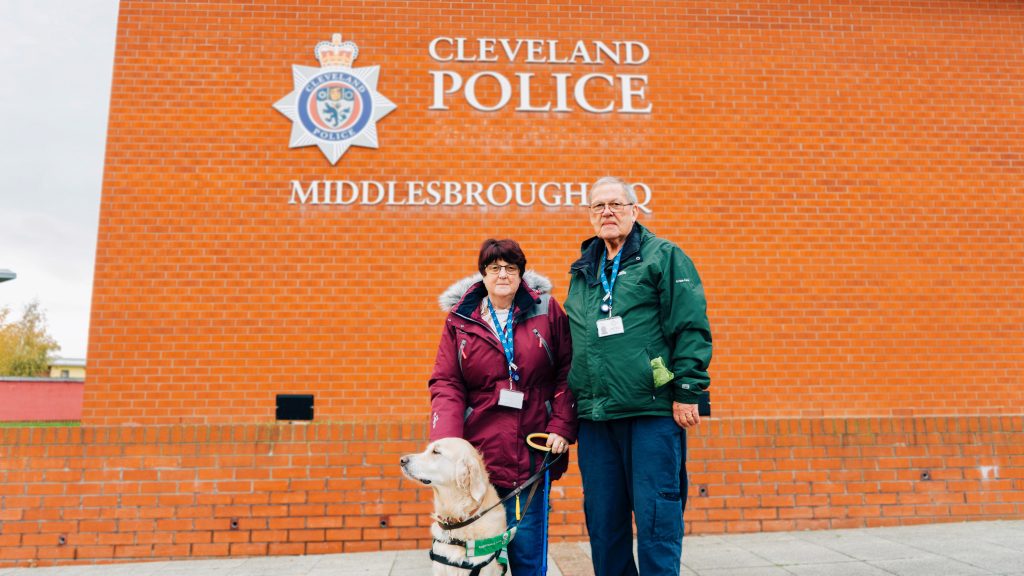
top-left (453, 311), bottom-right (507, 356)
top-left (532, 328), bottom-right (555, 366)
top-left (458, 339), bottom-right (467, 374)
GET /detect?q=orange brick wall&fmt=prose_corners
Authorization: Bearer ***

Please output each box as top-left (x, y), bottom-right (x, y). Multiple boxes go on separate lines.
top-left (85, 0), bottom-right (1024, 424)
top-left (29, 0), bottom-right (1020, 567)
top-left (1, 417), bottom-right (1021, 567)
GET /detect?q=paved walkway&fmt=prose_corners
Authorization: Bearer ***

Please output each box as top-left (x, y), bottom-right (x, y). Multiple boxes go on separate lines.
top-left (2, 520), bottom-right (1022, 575)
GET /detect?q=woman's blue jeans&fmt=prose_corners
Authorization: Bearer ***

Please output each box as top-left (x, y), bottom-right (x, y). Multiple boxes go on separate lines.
top-left (497, 477), bottom-right (550, 576)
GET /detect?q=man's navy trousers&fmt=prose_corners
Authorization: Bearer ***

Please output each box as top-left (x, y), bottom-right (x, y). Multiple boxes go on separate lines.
top-left (578, 416), bottom-right (688, 576)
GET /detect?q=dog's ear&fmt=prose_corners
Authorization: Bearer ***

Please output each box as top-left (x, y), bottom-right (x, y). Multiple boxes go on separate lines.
top-left (456, 457), bottom-right (488, 504)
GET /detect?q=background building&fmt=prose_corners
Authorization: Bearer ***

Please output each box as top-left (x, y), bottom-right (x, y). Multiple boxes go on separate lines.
top-left (48, 357), bottom-right (87, 380)
top-left (2, 0), bottom-right (1022, 567)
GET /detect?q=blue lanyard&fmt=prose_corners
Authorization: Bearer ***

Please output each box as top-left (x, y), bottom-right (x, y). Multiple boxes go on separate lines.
top-left (599, 248), bottom-right (623, 315)
top-left (486, 298), bottom-right (519, 382)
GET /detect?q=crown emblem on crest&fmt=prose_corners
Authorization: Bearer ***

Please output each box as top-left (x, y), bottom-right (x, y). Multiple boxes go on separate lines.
top-left (315, 33), bottom-right (359, 68)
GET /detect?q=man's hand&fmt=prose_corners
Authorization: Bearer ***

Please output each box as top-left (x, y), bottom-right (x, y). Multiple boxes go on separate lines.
top-left (673, 401), bottom-right (700, 429)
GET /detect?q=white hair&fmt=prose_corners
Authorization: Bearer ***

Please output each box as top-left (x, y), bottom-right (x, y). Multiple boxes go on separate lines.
top-left (589, 176), bottom-right (638, 204)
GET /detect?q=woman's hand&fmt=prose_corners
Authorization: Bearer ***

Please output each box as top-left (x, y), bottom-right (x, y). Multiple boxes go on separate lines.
top-left (546, 432), bottom-right (570, 454)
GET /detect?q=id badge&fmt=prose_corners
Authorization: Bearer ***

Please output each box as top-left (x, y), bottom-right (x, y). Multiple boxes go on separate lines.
top-left (597, 316), bottom-right (625, 337)
top-left (498, 388), bottom-right (525, 409)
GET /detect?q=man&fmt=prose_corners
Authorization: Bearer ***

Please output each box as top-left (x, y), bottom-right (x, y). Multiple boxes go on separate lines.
top-left (564, 176), bottom-right (712, 576)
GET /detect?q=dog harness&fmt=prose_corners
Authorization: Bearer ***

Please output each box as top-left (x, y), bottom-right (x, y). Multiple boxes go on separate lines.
top-left (429, 547), bottom-right (507, 575)
top-left (431, 518), bottom-right (515, 575)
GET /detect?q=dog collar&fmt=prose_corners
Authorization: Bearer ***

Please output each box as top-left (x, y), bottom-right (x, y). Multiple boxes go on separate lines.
top-left (432, 507), bottom-right (482, 530)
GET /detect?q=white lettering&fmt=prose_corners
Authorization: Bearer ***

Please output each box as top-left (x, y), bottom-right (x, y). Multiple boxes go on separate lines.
top-left (404, 182), bottom-right (422, 205)
top-left (455, 37), bottom-right (476, 61)
top-left (429, 71), bottom-right (463, 110)
top-left (478, 38), bottom-right (498, 62)
top-left (433, 71), bottom-right (652, 114)
top-left (286, 180), bottom-right (656, 213)
top-left (499, 38), bottom-right (525, 61)
top-left (320, 180), bottom-right (335, 203)
top-left (428, 37), bottom-right (454, 61)
top-left (619, 75), bottom-right (652, 113)
top-left (624, 41), bottom-right (650, 65)
top-left (538, 182), bottom-right (562, 207)
top-left (290, 180), bottom-right (320, 204)
top-left (515, 73), bottom-right (550, 112)
top-left (362, 181), bottom-right (385, 205)
top-left (464, 72), bottom-right (511, 112)
top-left (564, 182), bottom-right (587, 206)
top-left (427, 37), bottom-right (650, 66)
top-left (465, 182), bottom-right (484, 206)
top-left (634, 183), bottom-right (653, 214)
top-left (487, 182), bottom-right (513, 206)
top-left (594, 41), bottom-right (620, 65)
top-left (569, 41), bottom-right (594, 64)
top-left (514, 182), bottom-right (536, 206)
top-left (525, 39), bottom-right (545, 63)
top-left (575, 73), bottom-right (615, 113)
top-left (335, 180), bottom-right (359, 205)
top-left (553, 73), bottom-right (572, 112)
top-left (546, 40), bottom-right (568, 64)
top-left (424, 181), bottom-right (442, 205)
top-left (443, 181), bottom-right (463, 205)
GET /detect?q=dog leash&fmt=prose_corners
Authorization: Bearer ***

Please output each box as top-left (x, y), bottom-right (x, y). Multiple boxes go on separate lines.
top-left (526, 433), bottom-right (554, 575)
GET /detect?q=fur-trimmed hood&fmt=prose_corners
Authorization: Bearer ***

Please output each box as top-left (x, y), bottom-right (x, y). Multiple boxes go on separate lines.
top-left (437, 270), bottom-right (553, 312)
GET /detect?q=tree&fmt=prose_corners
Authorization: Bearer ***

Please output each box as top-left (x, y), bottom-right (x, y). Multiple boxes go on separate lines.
top-left (0, 300), bottom-right (61, 377)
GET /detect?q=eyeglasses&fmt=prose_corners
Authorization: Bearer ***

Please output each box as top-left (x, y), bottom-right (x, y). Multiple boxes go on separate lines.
top-left (589, 202), bottom-right (634, 214)
top-left (484, 264), bottom-right (520, 276)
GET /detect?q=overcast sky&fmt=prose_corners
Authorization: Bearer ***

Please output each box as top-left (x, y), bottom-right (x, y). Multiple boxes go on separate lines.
top-left (0, 0), bottom-right (120, 358)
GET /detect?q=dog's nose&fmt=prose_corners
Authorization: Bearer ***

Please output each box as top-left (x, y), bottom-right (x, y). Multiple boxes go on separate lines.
top-left (400, 456), bottom-right (409, 466)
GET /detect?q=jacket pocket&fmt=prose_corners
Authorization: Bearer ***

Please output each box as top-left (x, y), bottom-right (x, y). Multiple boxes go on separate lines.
top-left (609, 348), bottom-right (656, 408)
top-left (532, 329), bottom-right (555, 367)
top-left (651, 494), bottom-right (683, 543)
top-left (650, 356), bottom-right (675, 388)
top-left (644, 345), bottom-right (674, 400)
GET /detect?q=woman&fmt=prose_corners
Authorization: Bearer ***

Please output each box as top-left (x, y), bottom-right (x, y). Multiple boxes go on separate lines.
top-left (429, 238), bottom-right (577, 576)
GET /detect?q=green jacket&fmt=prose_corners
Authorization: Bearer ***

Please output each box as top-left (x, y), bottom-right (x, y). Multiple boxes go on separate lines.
top-left (565, 223), bottom-right (712, 421)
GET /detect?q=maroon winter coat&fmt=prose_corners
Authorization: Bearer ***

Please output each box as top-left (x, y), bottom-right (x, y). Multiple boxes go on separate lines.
top-left (429, 272), bottom-right (577, 489)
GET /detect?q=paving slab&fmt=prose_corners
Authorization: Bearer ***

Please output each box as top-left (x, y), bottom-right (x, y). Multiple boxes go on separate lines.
top-left (1, 520), bottom-right (1022, 575)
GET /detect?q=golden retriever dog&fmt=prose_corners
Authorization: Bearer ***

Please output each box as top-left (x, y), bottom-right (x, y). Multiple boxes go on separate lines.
top-left (400, 437), bottom-right (507, 575)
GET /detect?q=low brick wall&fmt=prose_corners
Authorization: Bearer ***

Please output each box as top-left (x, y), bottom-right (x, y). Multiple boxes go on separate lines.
top-left (1, 416), bottom-right (1021, 566)
top-left (0, 379), bottom-right (84, 422)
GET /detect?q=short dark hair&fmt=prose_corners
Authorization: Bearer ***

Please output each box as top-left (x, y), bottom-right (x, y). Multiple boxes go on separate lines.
top-left (477, 238), bottom-right (527, 276)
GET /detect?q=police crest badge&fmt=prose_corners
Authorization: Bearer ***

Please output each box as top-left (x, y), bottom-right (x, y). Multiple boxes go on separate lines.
top-left (274, 34), bottom-right (397, 164)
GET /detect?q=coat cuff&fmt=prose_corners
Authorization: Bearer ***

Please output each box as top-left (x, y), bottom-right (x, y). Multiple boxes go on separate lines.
top-left (546, 422), bottom-right (577, 445)
top-left (672, 379), bottom-right (708, 405)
